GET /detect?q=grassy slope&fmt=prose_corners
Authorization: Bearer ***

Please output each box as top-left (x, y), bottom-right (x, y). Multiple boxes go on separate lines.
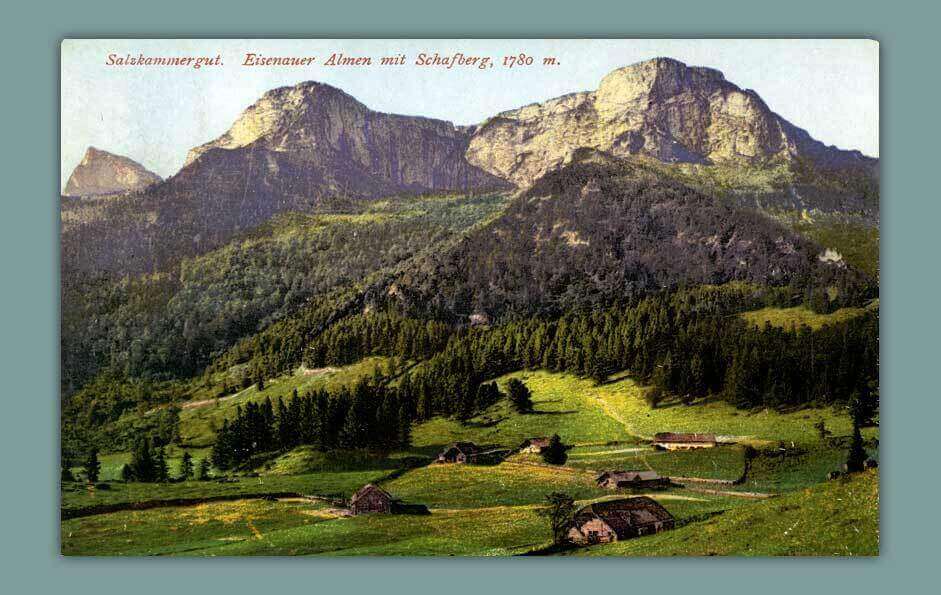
top-left (176, 357), bottom-right (390, 448)
top-left (574, 469), bottom-right (879, 556)
top-left (414, 370), bottom-right (856, 448)
top-left (63, 365), bottom-right (877, 556)
top-left (61, 470), bottom-right (384, 514)
top-left (62, 463), bottom-right (739, 556)
top-left (787, 216), bottom-right (880, 279)
top-left (739, 305), bottom-right (870, 331)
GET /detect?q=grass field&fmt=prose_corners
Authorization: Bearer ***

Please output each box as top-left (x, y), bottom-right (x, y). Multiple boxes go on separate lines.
top-left (438, 370), bottom-right (859, 445)
top-left (573, 469), bottom-right (879, 556)
top-left (176, 357), bottom-right (390, 448)
top-left (61, 470), bottom-right (385, 515)
top-left (739, 305), bottom-right (871, 331)
top-left (62, 365), bottom-right (878, 556)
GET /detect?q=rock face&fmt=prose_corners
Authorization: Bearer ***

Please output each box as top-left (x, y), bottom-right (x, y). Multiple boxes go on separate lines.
top-left (63, 147), bottom-right (162, 197)
top-left (62, 82), bottom-right (508, 278)
top-left (184, 81), bottom-right (506, 197)
top-left (467, 57), bottom-right (876, 187)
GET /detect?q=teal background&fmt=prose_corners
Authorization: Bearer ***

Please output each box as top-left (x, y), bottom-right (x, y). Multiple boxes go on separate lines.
top-left (0, 0), bottom-right (931, 592)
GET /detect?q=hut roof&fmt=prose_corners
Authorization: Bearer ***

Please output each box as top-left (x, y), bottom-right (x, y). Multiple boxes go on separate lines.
top-left (351, 483), bottom-right (393, 504)
top-left (653, 432), bottom-right (717, 443)
top-left (573, 497), bottom-right (674, 535)
top-left (597, 470), bottom-right (661, 482)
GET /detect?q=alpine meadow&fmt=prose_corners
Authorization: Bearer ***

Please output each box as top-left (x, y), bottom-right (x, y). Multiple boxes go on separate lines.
top-left (60, 45), bottom-right (879, 557)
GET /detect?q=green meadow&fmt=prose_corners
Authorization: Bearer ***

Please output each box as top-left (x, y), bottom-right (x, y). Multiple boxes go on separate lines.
top-left (62, 361), bottom-right (878, 557)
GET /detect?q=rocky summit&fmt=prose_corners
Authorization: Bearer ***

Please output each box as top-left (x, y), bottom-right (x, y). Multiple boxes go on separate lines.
top-left (466, 57), bottom-right (876, 187)
top-left (63, 147), bottom-right (162, 197)
top-left (184, 81), bottom-right (506, 196)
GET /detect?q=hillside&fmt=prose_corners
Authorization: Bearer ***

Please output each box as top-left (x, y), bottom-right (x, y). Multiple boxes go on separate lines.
top-left (61, 194), bottom-right (506, 395)
top-left (573, 469), bottom-right (878, 556)
top-left (381, 154), bottom-right (873, 321)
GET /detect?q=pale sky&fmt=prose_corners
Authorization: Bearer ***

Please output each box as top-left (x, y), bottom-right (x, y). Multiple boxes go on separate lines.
top-left (61, 39), bottom-right (879, 186)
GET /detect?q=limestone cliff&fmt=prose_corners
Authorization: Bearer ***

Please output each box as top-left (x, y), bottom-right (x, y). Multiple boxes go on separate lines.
top-left (63, 147), bottom-right (162, 197)
top-left (466, 57), bottom-right (876, 188)
top-left (184, 81), bottom-right (506, 196)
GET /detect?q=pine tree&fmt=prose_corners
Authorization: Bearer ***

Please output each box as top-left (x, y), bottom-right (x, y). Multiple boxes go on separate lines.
top-left (846, 418), bottom-right (867, 473)
top-left (155, 447), bottom-right (169, 482)
top-left (82, 448), bottom-right (101, 483)
top-left (196, 458), bottom-right (211, 481)
top-left (129, 437), bottom-right (156, 483)
top-left (397, 402), bottom-right (412, 448)
top-left (178, 451), bottom-right (194, 481)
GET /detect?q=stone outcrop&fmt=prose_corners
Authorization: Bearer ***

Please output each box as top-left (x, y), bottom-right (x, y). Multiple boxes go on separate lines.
top-left (63, 147), bottom-right (162, 197)
top-left (466, 57), bottom-right (876, 187)
top-left (184, 81), bottom-right (506, 196)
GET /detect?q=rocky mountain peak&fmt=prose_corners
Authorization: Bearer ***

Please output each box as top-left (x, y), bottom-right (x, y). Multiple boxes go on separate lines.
top-left (63, 147), bottom-right (162, 197)
top-left (180, 79), bottom-right (505, 198)
top-left (467, 57), bottom-right (875, 188)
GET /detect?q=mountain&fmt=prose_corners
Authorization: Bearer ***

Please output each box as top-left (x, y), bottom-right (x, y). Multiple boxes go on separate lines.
top-left (63, 147), bottom-right (162, 197)
top-left (467, 58), bottom-right (878, 215)
top-left (185, 81), bottom-right (506, 194)
top-left (379, 152), bottom-right (871, 321)
top-left (61, 82), bottom-right (509, 277)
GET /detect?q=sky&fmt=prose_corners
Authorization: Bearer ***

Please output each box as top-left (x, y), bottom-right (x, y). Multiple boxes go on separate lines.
top-left (61, 39), bottom-right (879, 186)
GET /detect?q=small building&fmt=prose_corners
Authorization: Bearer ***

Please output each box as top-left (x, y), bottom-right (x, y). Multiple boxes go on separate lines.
top-left (349, 483), bottom-right (430, 516)
top-left (567, 497), bottom-right (675, 545)
top-left (350, 484), bottom-right (394, 515)
top-left (652, 432), bottom-right (717, 450)
top-left (596, 470), bottom-right (669, 490)
top-left (519, 437), bottom-right (551, 454)
top-left (437, 441), bottom-right (481, 464)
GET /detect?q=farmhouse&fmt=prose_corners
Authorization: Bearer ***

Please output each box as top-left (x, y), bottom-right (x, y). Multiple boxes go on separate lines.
top-left (349, 484), bottom-right (430, 516)
top-left (350, 484), bottom-right (394, 515)
top-left (436, 441), bottom-right (481, 464)
top-left (567, 497), bottom-right (675, 545)
top-left (652, 432), bottom-right (717, 450)
top-left (519, 437), bottom-right (551, 454)
top-left (596, 470), bottom-right (669, 490)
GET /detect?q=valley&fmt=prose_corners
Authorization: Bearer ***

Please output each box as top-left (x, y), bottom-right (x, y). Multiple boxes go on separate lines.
top-left (60, 56), bottom-right (880, 557)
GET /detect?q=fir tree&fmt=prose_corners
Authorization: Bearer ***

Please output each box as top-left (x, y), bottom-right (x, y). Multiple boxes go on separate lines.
top-left (846, 419), bottom-right (867, 473)
top-left (178, 451), bottom-right (194, 481)
top-left (82, 448), bottom-right (101, 483)
top-left (155, 447), bottom-right (169, 482)
top-left (196, 458), bottom-right (211, 481)
top-left (129, 437), bottom-right (156, 483)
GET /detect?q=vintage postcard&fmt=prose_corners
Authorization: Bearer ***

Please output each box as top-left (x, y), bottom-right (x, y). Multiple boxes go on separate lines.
top-left (60, 39), bottom-right (879, 556)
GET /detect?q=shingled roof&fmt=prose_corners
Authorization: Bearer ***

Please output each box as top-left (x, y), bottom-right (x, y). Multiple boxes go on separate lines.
top-left (653, 432), bottom-right (717, 443)
top-left (597, 470), bottom-right (662, 483)
top-left (573, 497), bottom-right (674, 536)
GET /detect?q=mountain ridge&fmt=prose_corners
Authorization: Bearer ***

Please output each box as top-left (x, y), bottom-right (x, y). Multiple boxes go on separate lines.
top-left (63, 146), bottom-right (162, 197)
top-left (466, 57), bottom-right (877, 192)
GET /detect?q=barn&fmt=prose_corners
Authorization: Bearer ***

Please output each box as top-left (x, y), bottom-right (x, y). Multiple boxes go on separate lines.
top-left (596, 470), bottom-right (669, 490)
top-left (652, 432), bottom-right (717, 450)
top-left (349, 484), bottom-right (430, 516)
top-left (436, 441), bottom-right (481, 464)
top-left (567, 497), bottom-right (675, 545)
top-left (349, 484), bottom-right (394, 515)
